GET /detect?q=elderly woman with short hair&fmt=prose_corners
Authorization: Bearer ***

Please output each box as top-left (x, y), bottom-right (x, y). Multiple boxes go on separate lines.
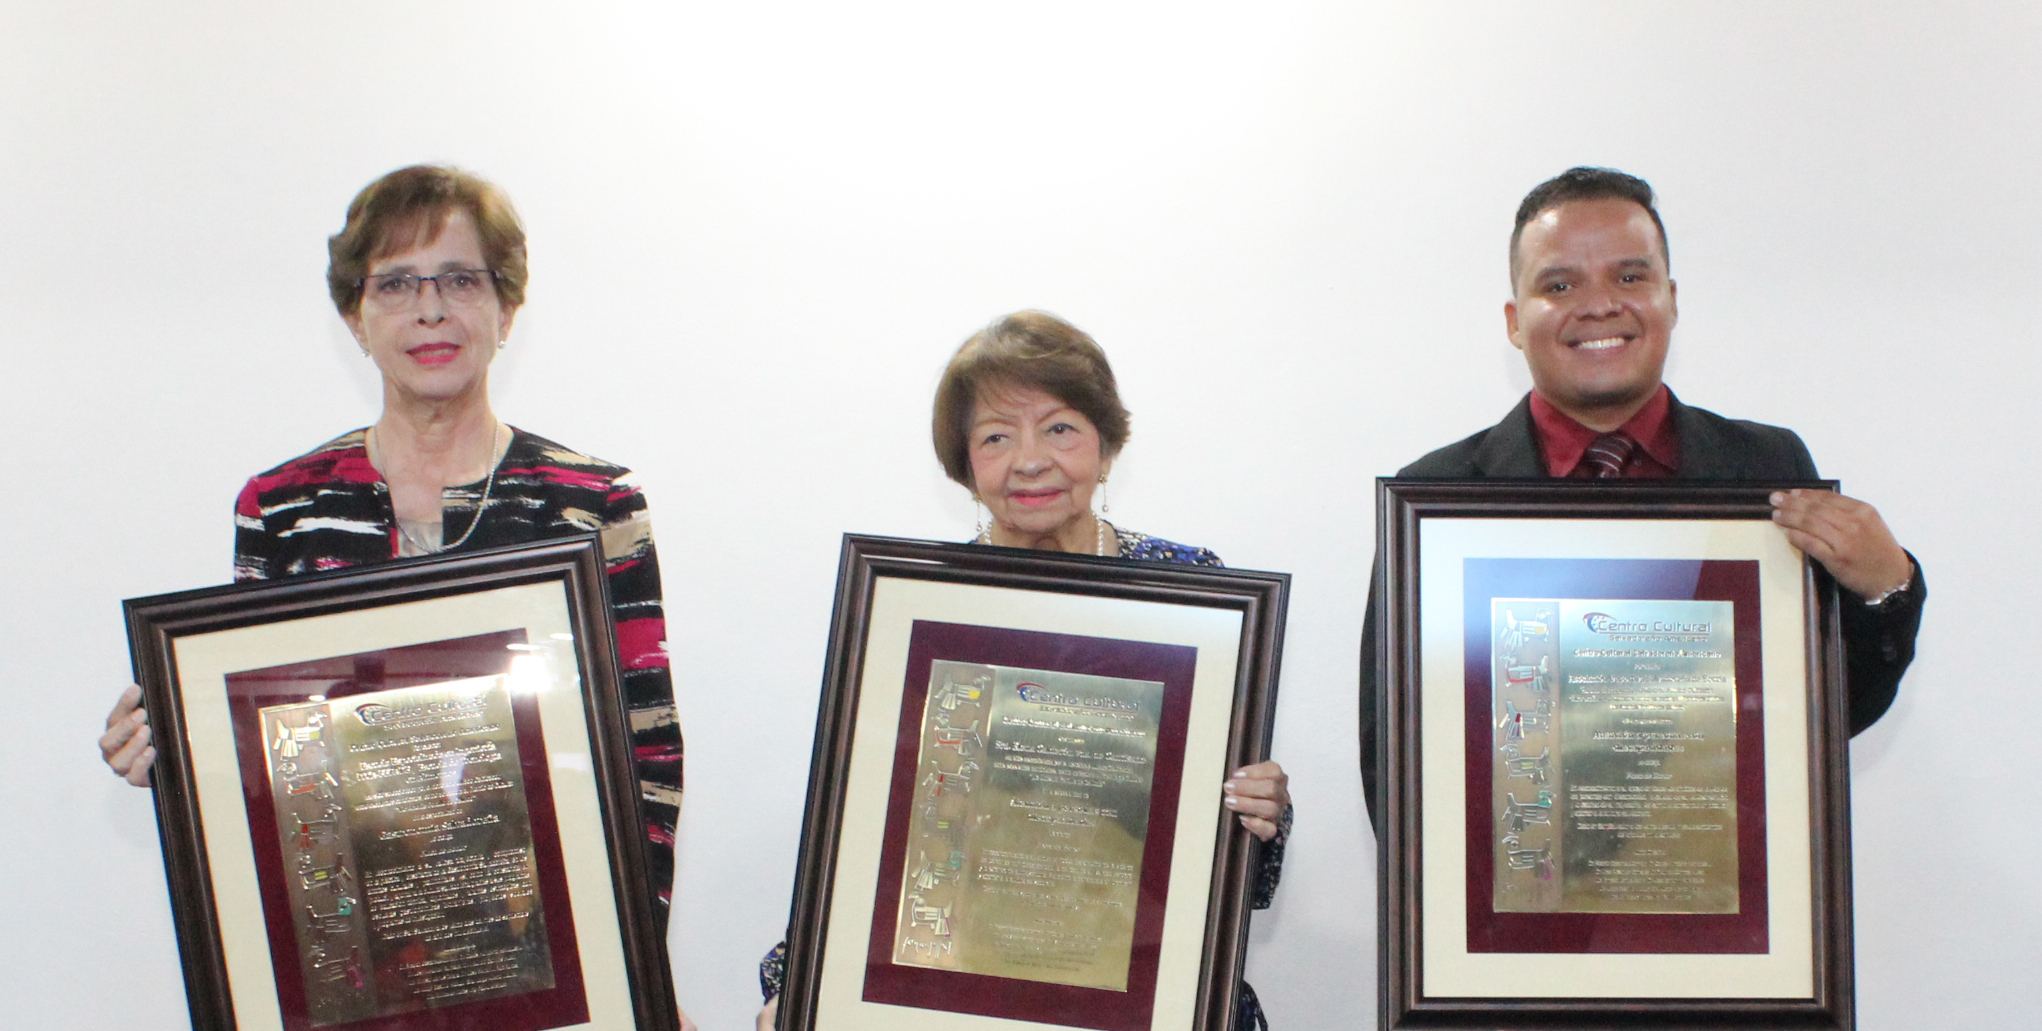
top-left (97, 165), bottom-right (693, 1029)
top-left (759, 310), bottom-right (1291, 1031)
top-left (932, 310), bottom-right (1226, 566)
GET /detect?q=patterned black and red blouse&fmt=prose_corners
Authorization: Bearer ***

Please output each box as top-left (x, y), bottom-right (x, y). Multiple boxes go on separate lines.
top-left (232, 426), bottom-right (684, 929)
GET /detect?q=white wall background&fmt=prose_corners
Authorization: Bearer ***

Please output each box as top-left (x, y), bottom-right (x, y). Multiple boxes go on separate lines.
top-left (2, 3), bottom-right (2035, 1028)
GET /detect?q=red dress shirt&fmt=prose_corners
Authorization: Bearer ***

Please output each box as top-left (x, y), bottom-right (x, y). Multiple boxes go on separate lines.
top-left (1528, 384), bottom-right (1681, 478)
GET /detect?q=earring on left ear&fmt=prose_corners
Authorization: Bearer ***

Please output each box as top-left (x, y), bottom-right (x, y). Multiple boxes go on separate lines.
top-left (497, 338), bottom-right (507, 350)
top-left (1097, 473), bottom-right (1110, 516)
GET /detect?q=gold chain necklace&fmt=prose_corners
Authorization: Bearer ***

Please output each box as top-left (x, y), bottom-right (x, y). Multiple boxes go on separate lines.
top-left (370, 423), bottom-right (504, 555)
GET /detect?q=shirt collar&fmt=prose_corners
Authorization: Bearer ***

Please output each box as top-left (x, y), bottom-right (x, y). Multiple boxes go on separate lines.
top-left (1527, 384), bottom-right (1679, 477)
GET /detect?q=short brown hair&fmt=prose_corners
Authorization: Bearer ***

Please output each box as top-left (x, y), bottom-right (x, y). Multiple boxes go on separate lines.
top-left (326, 165), bottom-right (528, 316)
top-left (1510, 166), bottom-right (1668, 286)
top-left (932, 311), bottom-right (1132, 490)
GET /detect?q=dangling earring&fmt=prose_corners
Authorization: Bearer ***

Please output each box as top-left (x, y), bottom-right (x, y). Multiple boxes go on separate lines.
top-left (972, 495), bottom-right (990, 544)
top-left (1097, 473), bottom-right (1110, 516)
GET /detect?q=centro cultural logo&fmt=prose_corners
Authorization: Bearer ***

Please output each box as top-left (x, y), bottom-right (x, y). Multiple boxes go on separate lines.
top-left (351, 697), bottom-right (486, 726)
top-left (1015, 682), bottom-right (1139, 712)
top-left (1582, 612), bottom-right (1711, 635)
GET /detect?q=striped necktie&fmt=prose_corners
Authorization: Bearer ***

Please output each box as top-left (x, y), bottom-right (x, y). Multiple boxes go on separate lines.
top-left (1579, 431), bottom-right (1638, 479)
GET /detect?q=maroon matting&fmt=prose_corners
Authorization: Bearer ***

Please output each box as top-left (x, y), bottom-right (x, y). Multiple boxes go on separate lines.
top-left (226, 629), bottom-right (590, 1031)
top-left (861, 620), bottom-right (1198, 1031)
top-left (1461, 559), bottom-right (1769, 954)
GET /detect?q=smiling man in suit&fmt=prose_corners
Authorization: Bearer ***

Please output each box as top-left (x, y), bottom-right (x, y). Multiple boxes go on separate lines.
top-left (1359, 166), bottom-right (1924, 824)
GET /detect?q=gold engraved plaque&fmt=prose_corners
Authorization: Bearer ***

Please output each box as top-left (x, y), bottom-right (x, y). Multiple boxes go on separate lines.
top-left (1492, 599), bottom-right (1739, 915)
top-left (891, 660), bottom-right (1164, 991)
top-left (262, 676), bottom-right (555, 1025)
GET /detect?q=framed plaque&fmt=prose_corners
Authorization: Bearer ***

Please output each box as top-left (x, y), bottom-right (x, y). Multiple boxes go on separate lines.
top-left (125, 535), bottom-right (678, 1031)
top-left (1376, 481), bottom-right (1854, 1030)
top-left (777, 535), bottom-right (1289, 1031)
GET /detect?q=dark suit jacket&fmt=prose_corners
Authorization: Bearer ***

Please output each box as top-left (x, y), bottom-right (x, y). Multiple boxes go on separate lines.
top-left (1359, 391), bottom-right (1924, 826)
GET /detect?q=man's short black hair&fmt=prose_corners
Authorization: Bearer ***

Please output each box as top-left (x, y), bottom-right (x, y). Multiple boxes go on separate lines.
top-left (1509, 166), bottom-right (1669, 285)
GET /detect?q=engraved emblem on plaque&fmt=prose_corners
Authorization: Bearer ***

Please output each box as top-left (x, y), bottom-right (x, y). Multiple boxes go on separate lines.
top-left (921, 765), bottom-right (977, 800)
top-left (1502, 746), bottom-right (1551, 785)
top-left (910, 853), bottom-right (952, 892)
top-left (306, 904), bottom-right (357, 937)
top-left (1497, 699), bottom-right (1552, 741)
top-left (932, 723), bottom-right (983, 755)
top-left (1497, 610), bottom-right (1553, 651)
top-left (309, 945), bottom-right (365, 988)
top-left (1501, 791), bottom-right (1554, 833)
top-left (282, 767), bottom-right (340, 800)
top-left (271, 711), bottom-right (329, 758)
top-left (901, 937), bottom-right (954, 960)
top-left (908, 897), bottom-right (954, 936)
top-left (1502, 836), bottom-right (1554, 879)
top-left (934, 673), bottom-right (988, 711)
top-left (299, 850), bottom-right (347, 877)
top-left (294, 814), bottom-right (341, 849)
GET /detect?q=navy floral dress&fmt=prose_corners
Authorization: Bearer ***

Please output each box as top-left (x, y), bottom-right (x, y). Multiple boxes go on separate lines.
top-left (761, 525), bottom-right (1287, 1031)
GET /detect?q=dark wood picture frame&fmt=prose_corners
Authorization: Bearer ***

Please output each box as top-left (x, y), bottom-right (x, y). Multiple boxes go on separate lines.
top-left (126, 535), bottom-right (678, 1031)
top-left (1376, 480), bottom-right (1854, 1030)
top-left (778, 535), bottom-right (1289, 1031)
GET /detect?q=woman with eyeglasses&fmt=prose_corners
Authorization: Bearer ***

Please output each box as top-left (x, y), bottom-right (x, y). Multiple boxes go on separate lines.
top-left (96, 165), bottom-right (695, 1029)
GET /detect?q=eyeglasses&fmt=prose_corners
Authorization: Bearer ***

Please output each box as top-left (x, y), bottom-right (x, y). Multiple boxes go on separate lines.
top-left (359, 268), bottom-right (499, 310)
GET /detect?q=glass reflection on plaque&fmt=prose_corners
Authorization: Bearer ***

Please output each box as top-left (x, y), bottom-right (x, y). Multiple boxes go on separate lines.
top-left (261, 675), bottom-right (556, 1025)
top-left (890, 660), bottom-right (1164, 992)
top-left (1491, 599), bottom-right (1740, 916)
